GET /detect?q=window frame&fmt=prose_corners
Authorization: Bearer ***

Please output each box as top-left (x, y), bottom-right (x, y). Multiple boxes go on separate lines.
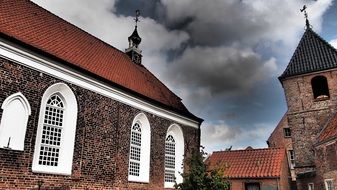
top-left (288, 150), bottom-right (295, 169)
top-left (164, 124), bottom-right (184, 189)
top-left (32, 83), bottom-right (78, 175)
top-left (325, 179), bottom-right (333, 190)
top-left (0, 92), bottom-right (31, 151)
top-left (245, 182), bottom-right (261, 190)
top-left (128, 113), bottom-right (151, 183)
top-left (283, 128), bottom-right (291, 137)
top-left (308, 183), bottom-right (314, 190)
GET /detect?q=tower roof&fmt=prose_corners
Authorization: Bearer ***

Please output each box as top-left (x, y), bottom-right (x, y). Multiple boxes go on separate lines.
top-left (279, 28), bottom-right (337, 80)
top-left (128, 27), bottom-right (141, 46)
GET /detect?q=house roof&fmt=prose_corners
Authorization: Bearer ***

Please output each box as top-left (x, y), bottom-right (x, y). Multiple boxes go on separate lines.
top-left (279, 27), bottom-right (337, 80)
top-left (0, 0), bottom-right (201, 121)
top-left (206, 148), bottom-right (286, 178)
top-left (317, 111), bottom-right (337, 144)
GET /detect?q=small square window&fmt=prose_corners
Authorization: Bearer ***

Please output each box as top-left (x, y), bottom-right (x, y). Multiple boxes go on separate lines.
top-left (284, 128), bottom-right (291, 137)
top-left (245, 182), bottom-right (260, 190)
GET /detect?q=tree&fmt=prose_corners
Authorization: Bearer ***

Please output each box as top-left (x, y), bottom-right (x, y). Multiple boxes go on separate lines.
top-left (175, 147), bottom-right (230, 190)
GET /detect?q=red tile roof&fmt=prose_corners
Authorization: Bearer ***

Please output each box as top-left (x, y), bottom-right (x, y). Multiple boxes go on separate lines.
top-left (0, 0), bottom-right (200, 120)
top-left (206, 148), bottom-right (286, 178)
top-left (317, 111), bottom-right (337, 144)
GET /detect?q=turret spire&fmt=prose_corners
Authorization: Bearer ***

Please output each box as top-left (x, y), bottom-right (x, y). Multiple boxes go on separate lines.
top-left (125, 10), bottom-right (142, 65)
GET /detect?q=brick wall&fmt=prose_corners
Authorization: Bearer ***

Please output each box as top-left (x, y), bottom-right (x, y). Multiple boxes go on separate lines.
top-left (268, 114), bottom-right (295, 181)
top-left (314, 141), bottom-right (337, 190)
top-left (230, 178), bottom-right (280, 190)
top-left (0, 57), bottom-right (200, 189)
top-left (282, 70), bottom-right (337, 170)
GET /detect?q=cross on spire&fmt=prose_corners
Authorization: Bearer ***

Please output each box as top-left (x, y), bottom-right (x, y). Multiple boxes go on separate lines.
top-left (134, 9), bottom-right (140, 28)
top-left (300, 5), bottom-right (311, 29)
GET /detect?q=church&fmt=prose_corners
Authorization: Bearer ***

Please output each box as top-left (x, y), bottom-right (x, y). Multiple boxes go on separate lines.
top-left (0, 1), bottom-right (202, 189)
top-left (268, 8), bottom-right (337, 190)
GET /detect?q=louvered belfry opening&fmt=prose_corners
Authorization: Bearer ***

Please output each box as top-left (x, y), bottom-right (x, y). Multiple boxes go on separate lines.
top-left (311, 75), bottom-right (330, 99)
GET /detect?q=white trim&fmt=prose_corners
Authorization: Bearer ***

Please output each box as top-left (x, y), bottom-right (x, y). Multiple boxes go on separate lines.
top-left (165, 124), bottom-right (184, 188)
top-left (308, 183), bottom-right (314, 190)
top-left (32, 83), bottom-right (78, 175)
top-left (128, 113), bottom-right (151, 183)
top-left (0, 40), bottom-right (200, 129)
top-left (1, 92), bottom-right (31, 115)
top-left (0, 92), bottom-right (31, 151)
top-left (325, 179), bottom-right (333, 190)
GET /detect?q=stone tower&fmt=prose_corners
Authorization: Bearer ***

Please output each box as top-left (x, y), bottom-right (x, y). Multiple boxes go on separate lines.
top-left (279, 23), bottom-right (337, 185)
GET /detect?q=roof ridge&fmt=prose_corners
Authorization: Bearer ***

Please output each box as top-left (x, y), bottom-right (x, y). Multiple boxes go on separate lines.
top-left (213, 147), bottom-right (284, 153)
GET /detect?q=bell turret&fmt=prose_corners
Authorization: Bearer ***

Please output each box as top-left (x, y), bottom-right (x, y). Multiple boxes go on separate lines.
top-left (125, 10), bottom-right (142, 65)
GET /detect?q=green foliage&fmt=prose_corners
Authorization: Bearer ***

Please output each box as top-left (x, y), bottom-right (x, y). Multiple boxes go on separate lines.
top-left (175, 147), bottom-right (230, 190)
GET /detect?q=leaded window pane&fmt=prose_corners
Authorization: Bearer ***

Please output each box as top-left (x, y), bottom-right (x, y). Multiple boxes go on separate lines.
top-left (38, 94), bottom-right (64, 167)
top-left (129, 122), bottom-right (142, 176)
top-left (165, 135), bottom-right (176, 182)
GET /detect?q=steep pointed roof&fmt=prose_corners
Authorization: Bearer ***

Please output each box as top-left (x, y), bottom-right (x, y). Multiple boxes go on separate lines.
top-left (279, 28), bottom-right (337, 80)
top-left (128, 26), bottom-right (141, 47)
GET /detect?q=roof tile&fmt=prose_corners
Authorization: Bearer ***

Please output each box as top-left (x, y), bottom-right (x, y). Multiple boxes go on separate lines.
top-left (317, 111), bottom-right (337, 144)
top-left (206, 148), bottom-right (286, 178)
top-left (0, 0), bottom-right (199, 119)
top-left (279, 28), bottom-right (337, 80)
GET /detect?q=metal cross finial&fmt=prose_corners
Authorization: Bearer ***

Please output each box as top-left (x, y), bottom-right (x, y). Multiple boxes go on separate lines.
top-left (300, 5), bottom-right (310, 28)
top-left (134, 10), bottom-right (140, 27)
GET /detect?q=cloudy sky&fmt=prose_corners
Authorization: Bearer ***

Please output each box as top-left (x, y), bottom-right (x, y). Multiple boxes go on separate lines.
top-left (31, 0), bottom-right (337, 153)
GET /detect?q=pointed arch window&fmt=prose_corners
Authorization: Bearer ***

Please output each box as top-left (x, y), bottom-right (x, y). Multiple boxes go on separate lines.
top-left (164, 124), bottom-right (184, 188)
top-left (128, 113), bottom-right (151, 183)
top-left (32, 83), bottom-right (77, 175)
top-left (0, 92), bottom-right (31, 151)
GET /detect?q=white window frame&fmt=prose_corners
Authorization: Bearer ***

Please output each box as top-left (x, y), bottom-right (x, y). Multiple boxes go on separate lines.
top-left (0, 92), bottom-right (31, 151)
top-left (325, 179), bottom-right (333, 190)
top-left (164, 124), bottom-right (184, 188)
top-left (164, 135), bottom-right (176, 183)
top-left (128, 112), bottom-right (151, 183)
top-left (288, 150), bottom-right (295, 169)
top-left (308, 183), bottom-right (314, 190)
top-left (32, 83), bottom-right (78, 175)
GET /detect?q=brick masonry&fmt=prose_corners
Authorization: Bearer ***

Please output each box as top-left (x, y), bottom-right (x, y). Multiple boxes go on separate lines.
top-left (281, 69), bottom-right (337, 190)
top-left (0, 57), bottom-right (200, 189)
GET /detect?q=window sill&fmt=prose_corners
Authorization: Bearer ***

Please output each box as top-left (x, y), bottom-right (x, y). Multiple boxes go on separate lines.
top-left (0, 147), bottom-right (24, 151)
top-left (314, 97), bottom-right (330, 102)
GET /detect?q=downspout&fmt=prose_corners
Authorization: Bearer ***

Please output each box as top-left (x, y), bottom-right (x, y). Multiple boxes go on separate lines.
top-left (277, 177), bottom-right (280, 190)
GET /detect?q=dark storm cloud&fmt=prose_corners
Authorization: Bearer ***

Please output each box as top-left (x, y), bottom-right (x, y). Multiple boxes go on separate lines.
top-left (166, 46), bottom-right (277, 96)
top-left (31, 0), bottom-right (333, 152)
top-left (115, 0), bottom-right (166, 23)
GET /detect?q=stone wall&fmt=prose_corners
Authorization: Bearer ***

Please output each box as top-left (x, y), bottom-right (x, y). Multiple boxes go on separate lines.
top-left (280, 70), bottom-right (337, 190)
top-left (282, 70), bottom-right (337, 168)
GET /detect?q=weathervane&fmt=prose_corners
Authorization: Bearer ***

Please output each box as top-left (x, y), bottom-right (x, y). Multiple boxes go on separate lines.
top-left (300, 5), bottom-right (311, 29)
top-left (134, 9), bottom-right (140, 28)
